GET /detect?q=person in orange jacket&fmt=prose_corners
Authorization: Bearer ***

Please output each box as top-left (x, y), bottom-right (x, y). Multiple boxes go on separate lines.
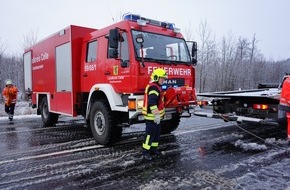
top-left (2, 79), bottom-right (18, 121)
top-left (279, 76), bottom-right (290, 140)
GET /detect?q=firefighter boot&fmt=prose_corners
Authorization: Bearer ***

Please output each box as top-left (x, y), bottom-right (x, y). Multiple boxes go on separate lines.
top-left (142, 150), bottom-right (152, 161)
top-left (9, 114), bottom-right (13, 121)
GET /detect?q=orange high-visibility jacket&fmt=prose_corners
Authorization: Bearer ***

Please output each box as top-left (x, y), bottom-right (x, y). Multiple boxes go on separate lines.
top-left (2, 85), bottom-right (18, 106)
top-left (279, 77), bottom-right (290, 111)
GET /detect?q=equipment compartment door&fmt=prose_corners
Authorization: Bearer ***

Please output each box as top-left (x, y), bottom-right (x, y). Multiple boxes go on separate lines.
top-left (23, 51), bottom-right (32, 91)
top-left (55, 42), bottom-right (73, 115)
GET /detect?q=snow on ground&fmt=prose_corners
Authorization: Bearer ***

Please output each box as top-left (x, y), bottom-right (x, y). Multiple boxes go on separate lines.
top-left (0, 101), bottom-right (37, 117)
top-left (234, 139), bottom-right (268, 151)
top-left (214, 137), bottom-right (290, 190)
top-left (0, 101), bottom-right (39, 121)
top-left (216, 148), bottom-right (290, 189)
top-left (138, 138), bottom-right (290, 190)
top-left (1, 101), bottom-right (289, 189)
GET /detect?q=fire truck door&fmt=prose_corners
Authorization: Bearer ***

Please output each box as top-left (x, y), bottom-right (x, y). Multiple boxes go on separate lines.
top-left (55, 42), bottom-right (73, 115)
top-left (106, 32), bottom-right (130, 91)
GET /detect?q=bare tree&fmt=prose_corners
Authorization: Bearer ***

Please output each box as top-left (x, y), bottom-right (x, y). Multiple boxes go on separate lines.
top-left (0, 37), bottom-right (7, 55)
top-left (237, 37), bottom-right (250, 62)
top-left (196, 19), bottom-right (217, 92)
top-left (184, 22), bottom-right (195, 41)
top-left (181, 20), bottom-right (288, 92)
top-left (0, 37), bottom-right (7, 68)
top-left (218, 33), bottom-right (239, 91)
top-left (249, 34), bottom-right (263, 88)
top-left (22, 29), bottom-right (38, 50)
top-left (0, 30), bottom-right (38, 100)
top-left (236, 36), bottom-right (250, 89)
top-left (249, 34), bottom-right (258, 64)
top-left (0, 38), bottom-right (7, 98)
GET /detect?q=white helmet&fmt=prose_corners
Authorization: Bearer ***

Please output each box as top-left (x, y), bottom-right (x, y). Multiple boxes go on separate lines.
top-left (5, 79), bottom-right (12, 86)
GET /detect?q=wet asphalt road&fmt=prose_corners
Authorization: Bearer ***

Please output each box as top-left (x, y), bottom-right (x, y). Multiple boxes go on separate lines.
top-left (0, 112), bottom-right (289, 190)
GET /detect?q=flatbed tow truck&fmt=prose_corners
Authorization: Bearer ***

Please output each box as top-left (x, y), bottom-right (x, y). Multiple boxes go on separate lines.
top-left (194, 75), bottom-right (289, 127)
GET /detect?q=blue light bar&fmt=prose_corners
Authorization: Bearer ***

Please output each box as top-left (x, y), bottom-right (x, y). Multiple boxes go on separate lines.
top-left (123, 13), bottom-right (175, 30)
top-left (123, 14), bottom-right (145, 21)
top-left (161, 22), bottom-right (175, 30)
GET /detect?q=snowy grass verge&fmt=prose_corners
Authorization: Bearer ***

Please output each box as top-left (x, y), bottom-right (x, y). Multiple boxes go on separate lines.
top-left (0, 101), bottom-right (37, 117)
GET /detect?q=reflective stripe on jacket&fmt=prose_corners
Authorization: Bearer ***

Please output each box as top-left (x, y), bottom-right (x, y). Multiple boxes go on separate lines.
top-left (2, 86), bottom-right (18, 106)
top-left (142, 82), bottom-right (165, 120)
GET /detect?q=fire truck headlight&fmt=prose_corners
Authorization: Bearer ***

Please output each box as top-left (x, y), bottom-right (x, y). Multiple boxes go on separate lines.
top-left (128, 99), bottom-right (143, 111)
top-left (137, 100), bottom-right (144, 109)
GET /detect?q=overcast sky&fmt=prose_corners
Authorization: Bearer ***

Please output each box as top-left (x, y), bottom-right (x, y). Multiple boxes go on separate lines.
top-left (1, 0), bottom-right (290, 60)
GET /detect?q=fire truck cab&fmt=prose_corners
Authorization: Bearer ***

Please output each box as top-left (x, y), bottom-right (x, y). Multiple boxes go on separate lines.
top-left (24, 14), bottom-right (197, 145)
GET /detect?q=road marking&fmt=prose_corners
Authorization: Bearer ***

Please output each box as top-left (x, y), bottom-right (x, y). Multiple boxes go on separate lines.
top-left (0, 125), bottom-right (83, 135)
top-left (0, 121), bottom-right (234, 165)
top-left (0, 144), bottom-right (104, 165)
top-left (174, 123), bottom-right (234, 136)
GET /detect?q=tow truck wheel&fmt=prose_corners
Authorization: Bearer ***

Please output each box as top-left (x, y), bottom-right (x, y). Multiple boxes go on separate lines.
top-left (90, 100), bottom-right (121, 145)
top-left (40, 97), bottom-right (59, 127)
top-left (160, 114), bottom-right (181, 134)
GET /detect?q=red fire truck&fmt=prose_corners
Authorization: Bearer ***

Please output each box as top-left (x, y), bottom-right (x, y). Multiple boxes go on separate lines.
top-left (23, 14), bottom-right (197, 145)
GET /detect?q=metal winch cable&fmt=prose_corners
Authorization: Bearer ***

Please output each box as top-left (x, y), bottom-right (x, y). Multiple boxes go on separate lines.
top-left (213, 111), bottom-right (290, 153)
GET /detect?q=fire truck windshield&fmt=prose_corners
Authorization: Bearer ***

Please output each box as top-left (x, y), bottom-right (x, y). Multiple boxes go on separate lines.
top-left (132, 30), bottom-right (191, 64)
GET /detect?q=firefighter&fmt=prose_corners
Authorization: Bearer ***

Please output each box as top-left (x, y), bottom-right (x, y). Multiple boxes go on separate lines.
top-left (142, 68), bottom-right (167, 161)
top-left (2, 79), bottom-right (18, 121)
top-left (279, 76), bottom-right (290, 140)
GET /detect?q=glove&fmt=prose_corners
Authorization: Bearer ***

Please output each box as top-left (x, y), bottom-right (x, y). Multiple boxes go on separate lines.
top-left (152, 109), bottom-right (161, 124)
top-left (154, 113), bottom-right (161, 124)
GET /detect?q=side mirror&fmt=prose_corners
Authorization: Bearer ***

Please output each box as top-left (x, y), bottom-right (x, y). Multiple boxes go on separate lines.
top-left (191, 41), bottom-right (197, 65)
top-left (108, 28), bottom-right (119, 58)
top-left (109, 28), bottom-right (119, 49)
top-left (109, 49), bottom-right (118, 58)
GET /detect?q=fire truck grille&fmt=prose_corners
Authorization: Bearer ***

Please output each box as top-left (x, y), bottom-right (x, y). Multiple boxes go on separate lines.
top-left (163, 78), bottom-right (185, 88)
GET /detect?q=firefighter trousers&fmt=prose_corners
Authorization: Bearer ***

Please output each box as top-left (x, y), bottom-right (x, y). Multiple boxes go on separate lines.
top-left (142, 120), bottom-right (161, 155)
top-left (5, 103), bottom-right (15, 117)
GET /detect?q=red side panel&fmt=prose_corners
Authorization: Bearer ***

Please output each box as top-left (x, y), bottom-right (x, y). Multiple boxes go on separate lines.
top-left (55, 92), bottom-right (73, 114)
top-left (25, 25), bottom-right (96, 116)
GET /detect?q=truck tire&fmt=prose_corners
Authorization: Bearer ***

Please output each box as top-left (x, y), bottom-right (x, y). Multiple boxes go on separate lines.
top-left (40, 97), bottom-right (59, 127)
top-left (89, 100), bottom-right (122, 145)
top-left (160, 114), bottom-right (181, 134)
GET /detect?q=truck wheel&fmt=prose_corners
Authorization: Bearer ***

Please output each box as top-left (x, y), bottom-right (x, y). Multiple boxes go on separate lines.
top-left (160, 114), bottom-right (181, 134)
top-left (40, 97), bottom-right (59, 127)
top-left (89, 100), bottom-right (122, 145)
